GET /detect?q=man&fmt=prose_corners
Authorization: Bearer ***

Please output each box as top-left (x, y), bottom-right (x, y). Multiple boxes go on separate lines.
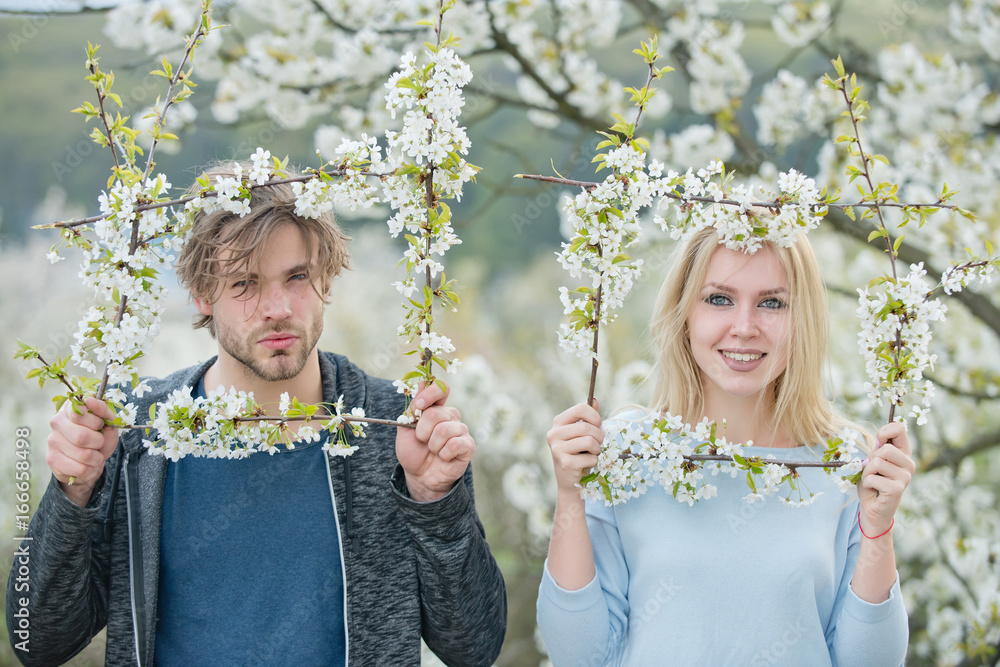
top-left (7, 165), bottom-right (507, 665)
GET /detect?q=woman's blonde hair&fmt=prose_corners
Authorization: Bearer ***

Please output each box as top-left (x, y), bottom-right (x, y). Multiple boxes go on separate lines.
top-left (175, 163), bottom-right (351, 334)
top-left (649, 226), bottom-right (861, 446)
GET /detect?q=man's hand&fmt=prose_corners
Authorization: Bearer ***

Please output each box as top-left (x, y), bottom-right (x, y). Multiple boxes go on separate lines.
top-left (47, 397), bottom-right (119, 508)
top-left (395, 382), bottom-right (474, 502)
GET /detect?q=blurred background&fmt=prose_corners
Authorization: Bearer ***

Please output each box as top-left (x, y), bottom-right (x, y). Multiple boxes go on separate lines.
top-left (0, 1), bottom-right (998, 665)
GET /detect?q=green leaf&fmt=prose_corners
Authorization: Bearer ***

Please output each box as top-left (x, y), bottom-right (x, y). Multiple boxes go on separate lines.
top-left (832, 55), bottom-right (845, 78)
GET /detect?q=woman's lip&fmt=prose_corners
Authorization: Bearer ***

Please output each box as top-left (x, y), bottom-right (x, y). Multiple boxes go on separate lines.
top-left (259, 335), bottom-right (297, 350)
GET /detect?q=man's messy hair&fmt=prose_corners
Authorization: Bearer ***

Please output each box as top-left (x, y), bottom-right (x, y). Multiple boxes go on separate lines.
top-left (175, 163), bottom-right (351, 332)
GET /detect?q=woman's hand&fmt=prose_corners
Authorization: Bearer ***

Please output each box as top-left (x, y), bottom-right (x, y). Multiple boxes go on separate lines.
top-left (857, 421), bottom-right (916, 537)
top-left (547, 401), bottom-right (604, 498)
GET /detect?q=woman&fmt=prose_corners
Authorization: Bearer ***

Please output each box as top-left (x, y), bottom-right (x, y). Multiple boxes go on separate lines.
top-left (537, 227), bottom-right (913, 666)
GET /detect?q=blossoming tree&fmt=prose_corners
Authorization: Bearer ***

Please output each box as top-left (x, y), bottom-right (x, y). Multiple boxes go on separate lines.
top-left (6, 0), bottom-right (1000, 664)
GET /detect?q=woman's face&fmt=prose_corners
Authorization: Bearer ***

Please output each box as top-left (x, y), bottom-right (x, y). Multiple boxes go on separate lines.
top-left (686, 246), bottom-right (791, 409)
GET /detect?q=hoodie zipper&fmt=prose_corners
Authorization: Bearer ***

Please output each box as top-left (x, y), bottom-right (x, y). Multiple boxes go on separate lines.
top-left (123, 449), bottom-right (147, 666)
top-left (324, 453), bottom-right (351, 665)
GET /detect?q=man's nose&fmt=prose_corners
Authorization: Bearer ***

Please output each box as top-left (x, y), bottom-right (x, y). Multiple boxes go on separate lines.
top-left (259, 282), bottom-right (292, 320)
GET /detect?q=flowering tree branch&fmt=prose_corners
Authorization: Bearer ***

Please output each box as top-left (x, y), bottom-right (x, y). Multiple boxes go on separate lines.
top-left (823, 57), bottom-right (998, 427)
top-left (535, 44), bottom-right (997, 506)
top-left (24, 0), bottom-right (480, 461)
top-left (515, 172), bottom-right (959, 213)
top-left (36, 168), bottom-right (361, 231)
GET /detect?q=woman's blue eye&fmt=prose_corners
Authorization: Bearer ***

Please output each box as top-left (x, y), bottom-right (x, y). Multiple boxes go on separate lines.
top-left (706, 294), bottom-right (732, 306)
top-left (760, 297), bottom-right (786, 309)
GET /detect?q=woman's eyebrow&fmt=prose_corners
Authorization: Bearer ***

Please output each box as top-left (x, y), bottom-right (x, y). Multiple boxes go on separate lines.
top-left (702, 283), bottom-right (789, 296)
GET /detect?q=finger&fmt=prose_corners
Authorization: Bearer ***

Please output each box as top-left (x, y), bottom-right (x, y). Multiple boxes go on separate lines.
top-left (861, 458), bottom-right (913, 489)
top-left (552, 403), bottom-right (602, 428)
top-left (553, 452), bottom-right (599, 474)
top-left (868, 444), bottom-right (916, 475)
top-left (436, 433), bottom-right (475, 464)
top-left (552, 435), bottom-right (603, 457)
top-left (51, 417), bottom-right (110, 452)
top-left (84, 396), bottom-right (118, 423)
top-left (876, 422), bottom-right (911, 456)
top-left (46, 446), bottom-right (105, 484)
top-left (58, 400), bottom-right (107, 434)
top-left (860, 472), bottom-right (908, 499)
top-left (99, 433), bottom-right (120, 460)
top-left (51, 439), bottom-right (109, 471)
top-left (415, 406), bottom-right (461, 443)
top-left (548, 421), bottom-right (605, 449)
top-left (426, 420), bottom-right (469, 456)
top-left (413, 381), bottom-right (450, 411)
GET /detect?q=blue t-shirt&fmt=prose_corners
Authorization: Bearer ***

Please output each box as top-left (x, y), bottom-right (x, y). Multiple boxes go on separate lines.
top-left (155, 379), bottom-right (346, 665)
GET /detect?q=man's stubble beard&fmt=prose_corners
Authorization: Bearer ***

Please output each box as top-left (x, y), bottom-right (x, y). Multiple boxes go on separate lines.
top-left (216, 315), bottom-right (324, 383)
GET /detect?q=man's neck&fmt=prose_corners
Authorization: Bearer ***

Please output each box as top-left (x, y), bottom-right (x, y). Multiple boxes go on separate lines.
top-left (202, 350), bottom-right (325, 416)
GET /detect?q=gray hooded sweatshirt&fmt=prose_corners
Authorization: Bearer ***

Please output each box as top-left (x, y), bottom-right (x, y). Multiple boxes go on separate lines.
top-left (6, 351), bottom-right (507, 666)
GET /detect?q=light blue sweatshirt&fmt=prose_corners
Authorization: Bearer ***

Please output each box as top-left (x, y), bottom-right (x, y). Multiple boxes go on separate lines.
top-left (537, 417), bottom-right (908, 667)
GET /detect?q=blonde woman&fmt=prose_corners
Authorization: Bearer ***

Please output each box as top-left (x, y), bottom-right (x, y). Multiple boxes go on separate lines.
top-left (537, 227), bottom-right (912, 666)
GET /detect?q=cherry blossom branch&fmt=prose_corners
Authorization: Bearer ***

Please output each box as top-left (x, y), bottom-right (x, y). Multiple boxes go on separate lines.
top-left (37, 168), bottom-right (357, 230)
top-left (120, 414), bottom-right (416, 430)
top-left (28, 351), bottom-right (81, 399)
top-left (86, 52), bottom-right (123, 175)
top-left (514, 172), bottom-right (956, 213)
top-left (825, 209), bottom-right (1000, 336)
top-left (587, 248), bottom-right (602, 407)
top-left (832, 67), bottom-right (903, 422)
top-left (141, 5), bottom-right (209, 183)
top-left (616, 451), bottom-right (852, 469)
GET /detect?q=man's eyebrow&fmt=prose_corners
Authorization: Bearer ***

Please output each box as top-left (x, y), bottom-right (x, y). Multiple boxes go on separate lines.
top-left (221, 268), bottom-right (257, 280)
top-left (287, 263), bottom-right (311, 275)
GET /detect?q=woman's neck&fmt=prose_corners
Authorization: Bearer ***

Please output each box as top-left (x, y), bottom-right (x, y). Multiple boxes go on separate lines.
top-left (697, 394), bottom-right (797, 448)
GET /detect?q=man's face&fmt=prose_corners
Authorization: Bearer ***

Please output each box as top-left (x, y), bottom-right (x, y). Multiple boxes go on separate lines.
top-left (195, 223), bottom-right (327, 383)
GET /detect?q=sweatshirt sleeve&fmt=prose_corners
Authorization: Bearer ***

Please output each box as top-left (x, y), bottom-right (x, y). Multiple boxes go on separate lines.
top-left (536, 499), bottom-right (630, 667)
top-left (391, 464), bottom-right (507, 667)
top-left (6, 472), bottom-right (114, 666)
top-left (827, 515), bottom-right (909, 666)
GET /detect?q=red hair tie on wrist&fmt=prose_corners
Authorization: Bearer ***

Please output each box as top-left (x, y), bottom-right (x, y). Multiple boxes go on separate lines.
top-left (858, 508), bottom-right (893, 539)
